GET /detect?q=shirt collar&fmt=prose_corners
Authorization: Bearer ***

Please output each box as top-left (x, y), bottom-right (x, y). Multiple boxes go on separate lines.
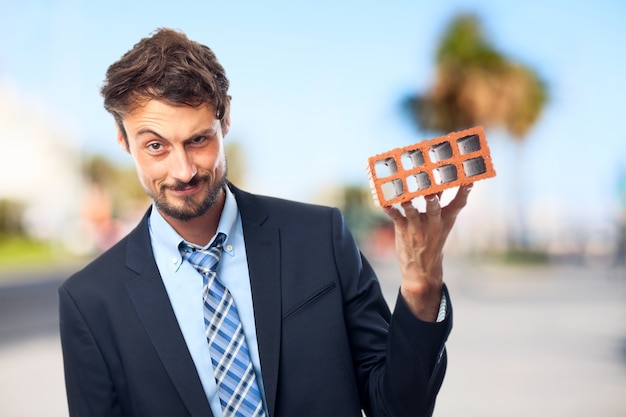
top-left (148, 186), bottom-right (239, 271)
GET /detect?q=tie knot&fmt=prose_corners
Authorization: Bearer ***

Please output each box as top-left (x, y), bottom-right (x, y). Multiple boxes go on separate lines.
top-left (179, 233), bottom-right (227, 276)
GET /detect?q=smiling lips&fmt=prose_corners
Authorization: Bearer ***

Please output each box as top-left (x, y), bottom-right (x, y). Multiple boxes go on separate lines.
top-left (166, 177), bottom-right (205, 196)
top-left (171, 184), bottom-right (200, 196)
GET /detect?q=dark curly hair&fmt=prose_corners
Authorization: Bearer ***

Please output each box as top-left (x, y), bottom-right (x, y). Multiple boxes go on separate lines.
top-left (101, 28), bottom-right (231, 144)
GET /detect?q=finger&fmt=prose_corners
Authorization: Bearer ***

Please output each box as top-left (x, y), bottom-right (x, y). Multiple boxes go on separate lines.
top-left (401, 200), bottom-right (420, 220)
top-left (425, 194), bottom-right (442, 220)
top-left (445, 184), bottom-right (472, 216)
top-left (383, 205), bottom-right (405, 224)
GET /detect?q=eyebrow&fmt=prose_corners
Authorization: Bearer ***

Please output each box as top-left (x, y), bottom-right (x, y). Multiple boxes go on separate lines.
top-left (136, 126), bottom-right (218, 142)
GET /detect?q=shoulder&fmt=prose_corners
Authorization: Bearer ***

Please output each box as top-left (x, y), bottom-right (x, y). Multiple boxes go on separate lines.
top-left (231, 185), bottom-right (359, 261)
top-left (61, 235), bottom-right (129, 294)
top-left (230, 183), bottom-right (342, 227)
top-left (61, 211), bottom-right (151, 295)
top-left (258, 193), bottom-right (336, 218)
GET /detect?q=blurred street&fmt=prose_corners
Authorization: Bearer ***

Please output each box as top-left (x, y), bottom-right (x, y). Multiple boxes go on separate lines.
top-left (1, 260), bottom-right (625, 417)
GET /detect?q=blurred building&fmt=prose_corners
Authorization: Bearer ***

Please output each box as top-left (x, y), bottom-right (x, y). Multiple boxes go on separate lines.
top-left (0, 80), bottom-right (85, 249)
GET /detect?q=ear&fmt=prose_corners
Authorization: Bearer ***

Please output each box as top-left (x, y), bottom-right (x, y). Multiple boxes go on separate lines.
top-left (221, 117), bottom-right (231, 137)
top-left (116, 123), bottom-right (130, 153)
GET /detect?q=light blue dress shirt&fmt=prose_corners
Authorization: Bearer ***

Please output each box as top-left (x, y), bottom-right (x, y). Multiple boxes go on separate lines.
top-left (148, 187), bottom-right (267, 417)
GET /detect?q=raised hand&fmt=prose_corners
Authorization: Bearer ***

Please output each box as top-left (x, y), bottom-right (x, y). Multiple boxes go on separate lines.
top-left (383, 184), bottom-right (473, 321)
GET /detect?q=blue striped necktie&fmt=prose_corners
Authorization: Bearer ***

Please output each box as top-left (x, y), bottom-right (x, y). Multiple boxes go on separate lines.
top-left (180, 233), bottom-right (266, 417)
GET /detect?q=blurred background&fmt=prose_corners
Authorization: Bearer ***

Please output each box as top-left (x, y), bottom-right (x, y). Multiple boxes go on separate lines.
top-left (1, 1), bottom-right (625, 416)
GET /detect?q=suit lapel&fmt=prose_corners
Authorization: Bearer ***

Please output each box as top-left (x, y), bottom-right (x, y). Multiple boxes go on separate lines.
top-left (124, 211), bottom-right (214, 417)
top-left (232, 185), bottom-right (282, 417)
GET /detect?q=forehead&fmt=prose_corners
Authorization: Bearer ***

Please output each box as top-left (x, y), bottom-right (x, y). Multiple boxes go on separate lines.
top-left (123, 99), bottom-right (219, 137)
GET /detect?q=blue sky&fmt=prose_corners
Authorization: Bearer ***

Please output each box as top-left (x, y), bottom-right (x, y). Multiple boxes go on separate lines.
top-left (1, 0), bottom-right (625, 233)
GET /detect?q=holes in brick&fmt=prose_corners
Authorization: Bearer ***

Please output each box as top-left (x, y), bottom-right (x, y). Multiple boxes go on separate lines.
top-left (428, 142), bottom-right (453, 162)
top-left (433, 164), bottom-right (458, 184)
top-left (457, 134), bottom-right (481, 155)
top-left (407, 172), bottom-right (432, 192)
top-left (381, 179), bottom-right (404, 200)
top-left (374, 157), bottom-right (398, 178)
top-left (401, 149), bottom-right (425, 169)
top-left (462, 157), bottom-right (487, 177)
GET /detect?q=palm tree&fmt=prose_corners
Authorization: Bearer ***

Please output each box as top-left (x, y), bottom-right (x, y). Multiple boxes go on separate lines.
top-left (405, 13), bottom-right (548, 250)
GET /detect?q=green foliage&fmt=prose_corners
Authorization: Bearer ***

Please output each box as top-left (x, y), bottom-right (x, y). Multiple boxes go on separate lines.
top-left (82, 155), bottom-right (150, 216)
top-left (490, 248), bottom-right (551, 266)
top-left (436, 14), bottom-right (505, 70)
top-left (335, 185), bottom-right (386, 244)
top-left (82, 155), bottom-right (118, 186)
top-left (0, 199), bottom-right (25, 236)
top-left (0, 235), bottom-right (80, 273)
top-left (406, 12), bottom-right (548, 139)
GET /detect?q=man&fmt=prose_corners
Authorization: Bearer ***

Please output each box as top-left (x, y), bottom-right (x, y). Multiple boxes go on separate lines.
top-left (59, 28), bottom-right (472, 417)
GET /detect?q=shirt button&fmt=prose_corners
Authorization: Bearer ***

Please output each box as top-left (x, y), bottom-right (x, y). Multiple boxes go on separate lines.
top-left (172, 257), bottom-right (178, 264)
top-left (225, 244), bottom-right (233, 252)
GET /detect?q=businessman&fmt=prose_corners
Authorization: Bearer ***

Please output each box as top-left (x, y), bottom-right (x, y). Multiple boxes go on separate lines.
top-left (59, 28), bottom-right (473, 417)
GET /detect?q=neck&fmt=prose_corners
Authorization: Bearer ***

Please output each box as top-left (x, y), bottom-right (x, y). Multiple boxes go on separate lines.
top-left (160, 189), bottom-right (226, 247)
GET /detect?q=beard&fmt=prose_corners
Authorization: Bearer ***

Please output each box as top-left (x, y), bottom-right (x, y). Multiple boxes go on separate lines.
top-left (146, 167), bottom-right (228, 222)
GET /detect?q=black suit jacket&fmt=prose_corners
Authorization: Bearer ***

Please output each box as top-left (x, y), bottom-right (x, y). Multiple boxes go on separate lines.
top-left (59, 184), bottom-right (452, 416)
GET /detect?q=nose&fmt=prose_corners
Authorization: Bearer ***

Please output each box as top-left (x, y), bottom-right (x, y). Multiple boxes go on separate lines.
top-left (170, 148), bottom-right (197, 183)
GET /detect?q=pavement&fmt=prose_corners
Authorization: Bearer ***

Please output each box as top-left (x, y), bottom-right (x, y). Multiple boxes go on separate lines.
top-left (434, 261), bottom-right (626, 417)
top-left (1, 259), bottom-right (625, 417)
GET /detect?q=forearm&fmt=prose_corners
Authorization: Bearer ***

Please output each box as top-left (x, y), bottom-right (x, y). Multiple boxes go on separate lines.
top-left (331, 207), bottom-right (451, 416)
top-left (368, 286), bottom-right (452, 417)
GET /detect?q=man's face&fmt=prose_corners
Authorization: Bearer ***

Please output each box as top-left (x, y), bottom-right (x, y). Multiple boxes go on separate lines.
top-left (118, 99), bottom-right (229, 222)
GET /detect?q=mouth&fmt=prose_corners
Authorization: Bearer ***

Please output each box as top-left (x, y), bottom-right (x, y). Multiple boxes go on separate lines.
top-left (170, 185), bottom-right (200, 196)
top-left (166, 178), bottom-right (204, 196)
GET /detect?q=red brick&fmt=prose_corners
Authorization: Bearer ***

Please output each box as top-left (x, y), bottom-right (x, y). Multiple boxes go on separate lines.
top-left (366, 126), bottom-right (496, 207)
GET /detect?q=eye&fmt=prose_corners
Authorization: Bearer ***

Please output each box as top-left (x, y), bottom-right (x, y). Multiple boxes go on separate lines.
top-left (147, 142), bottom-right (163, 152)
top-left (191, 136), bottom-right (207, 144)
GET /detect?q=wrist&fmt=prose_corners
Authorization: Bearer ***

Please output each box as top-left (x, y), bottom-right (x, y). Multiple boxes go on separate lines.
top-left (400, 282), bottom-right (444, 322)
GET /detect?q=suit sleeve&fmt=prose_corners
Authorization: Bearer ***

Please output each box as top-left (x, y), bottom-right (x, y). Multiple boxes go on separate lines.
top-left (331, 208), bottom-right (451, 417)
top-left (59, 285), bottom-right (122, 417)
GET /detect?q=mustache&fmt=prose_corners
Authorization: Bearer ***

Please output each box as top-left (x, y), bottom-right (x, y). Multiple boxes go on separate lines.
top-left (163, 175), bottom-right (208, 191)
